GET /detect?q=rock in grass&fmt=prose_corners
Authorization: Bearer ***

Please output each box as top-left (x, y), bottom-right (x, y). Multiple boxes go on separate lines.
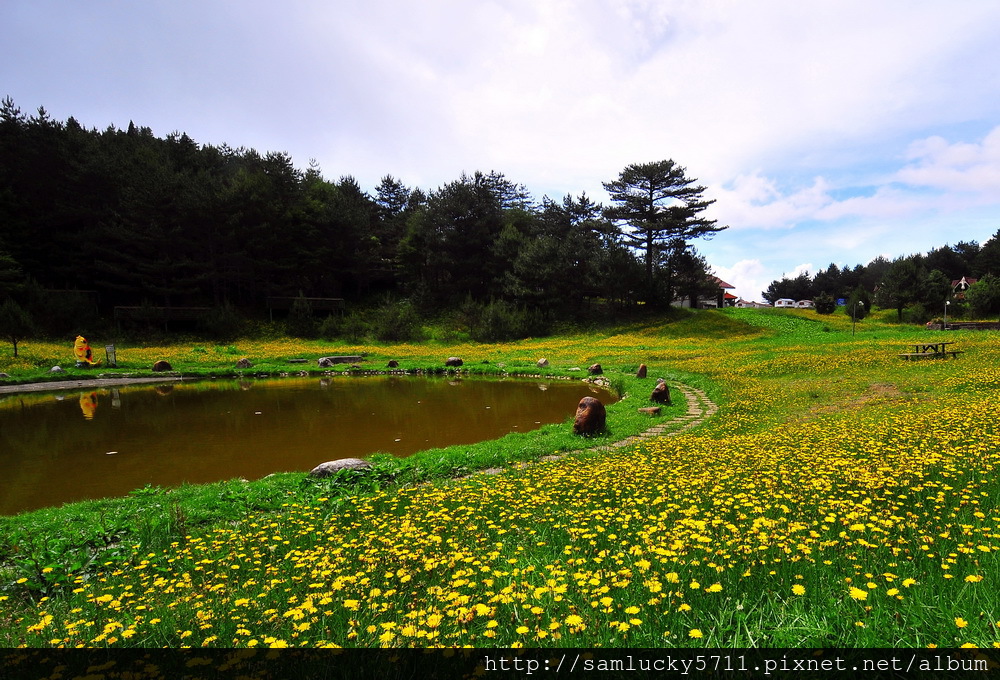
top-left (309, 458), bottom-right (371, 478)
top-left (152, 360), bottom-right (172, 372)
top-left (651, 378), bottom-right (671, 405)
top-left (588, 363), bottom-right (603, 375)
top-left (445, 357), bottom-right (463, 367)
top-left (636, 363), bottom-right (647, 378)
top-left (573, 396), bottom-right (606, 435)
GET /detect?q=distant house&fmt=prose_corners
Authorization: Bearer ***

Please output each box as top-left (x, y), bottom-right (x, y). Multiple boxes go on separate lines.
top-left (671, 276), bottom-right (737, 309)
top-left (952, 277), bottom-right (978, 300)
top-left (795, 300), bottom-right (815, 309)
top-left (774, 298), bottom-right (796, 308)
top-left (735, 299), bottom-right (771, 308)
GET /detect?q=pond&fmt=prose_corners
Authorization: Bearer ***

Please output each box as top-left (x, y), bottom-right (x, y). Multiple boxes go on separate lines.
top-left (0, 376), bottom-right (614, 515)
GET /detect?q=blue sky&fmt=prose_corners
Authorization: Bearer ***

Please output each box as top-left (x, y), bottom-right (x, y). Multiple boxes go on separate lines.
top-left (4, 0), bottom-right (1000, 301)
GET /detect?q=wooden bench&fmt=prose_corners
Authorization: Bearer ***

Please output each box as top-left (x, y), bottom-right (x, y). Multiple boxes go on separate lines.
top-left (898, 350), bottom-right (964, 360)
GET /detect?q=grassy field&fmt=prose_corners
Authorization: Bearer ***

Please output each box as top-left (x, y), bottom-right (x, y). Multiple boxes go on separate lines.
top-left (1, 307), bottom-right (998, 649)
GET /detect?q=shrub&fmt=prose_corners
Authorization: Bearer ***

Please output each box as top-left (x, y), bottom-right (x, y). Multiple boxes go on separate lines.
top-left (814, 292), bottom-right (836, 315)
top-left (470, 299), bottom-right (550, 342)
top-left (285, 295), bottom-right (318, 338)
top-left (339, 313), bottom-right (369, 343)
top-left (199, 301), bottom-right (245, 341)
top-left (371, 299), bottom-right (423, 342)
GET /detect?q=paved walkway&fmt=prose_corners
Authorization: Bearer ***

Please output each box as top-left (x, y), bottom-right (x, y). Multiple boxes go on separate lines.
top-left (0, 376), bottom-right (189, 395)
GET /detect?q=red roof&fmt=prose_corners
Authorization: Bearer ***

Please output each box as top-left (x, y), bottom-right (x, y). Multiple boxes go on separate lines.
top-left (711, 276), bottom-right (736, 289)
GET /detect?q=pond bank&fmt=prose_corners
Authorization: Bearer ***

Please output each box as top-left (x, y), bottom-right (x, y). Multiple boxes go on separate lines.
top-left (0, 376), bottom-right (190, 395)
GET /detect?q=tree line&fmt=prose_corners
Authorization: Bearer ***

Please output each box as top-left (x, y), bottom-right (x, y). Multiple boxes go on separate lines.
top-left (0, 98), bottom-right (725, 345)
top-left (762, 237), bottom-right (1000, 322)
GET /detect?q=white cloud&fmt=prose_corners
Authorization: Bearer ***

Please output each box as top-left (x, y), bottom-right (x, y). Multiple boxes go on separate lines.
top-left (711, 259), bottom-right (770, 303)
top-left (896, 126), bottom-right (1000, 195)
top-left (708, 174), bottom-right (835, 229)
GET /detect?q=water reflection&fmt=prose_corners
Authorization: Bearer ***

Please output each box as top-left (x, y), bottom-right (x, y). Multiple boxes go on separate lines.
top-left (79, 392), bottom-right (98, 420)
top-left (0, 376), bottom-right (615, 515)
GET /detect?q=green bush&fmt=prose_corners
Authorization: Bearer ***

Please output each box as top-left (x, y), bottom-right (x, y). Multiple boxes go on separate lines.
top-left (371, 299), bottom-right (423, 342)
top-left (199, 301), bottom-right (245, 341)
top-left (814, 292), bottom-right (836, 315)
top-left (469, 299), bottom-right (550, 342)
top-left (285, 295), bottom-right (318, 338)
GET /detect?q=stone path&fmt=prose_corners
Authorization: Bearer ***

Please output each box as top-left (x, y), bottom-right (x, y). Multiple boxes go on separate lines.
top-left (473, 381), bottom-right (718, 477)
top-left (588, 381), bottom-right (718, 454)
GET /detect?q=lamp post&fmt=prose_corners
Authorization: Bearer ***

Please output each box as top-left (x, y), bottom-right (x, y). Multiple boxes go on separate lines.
top-left (944, 300), bottom-right (950, 330)
top-left (852, 300), bottom-right (864, 337)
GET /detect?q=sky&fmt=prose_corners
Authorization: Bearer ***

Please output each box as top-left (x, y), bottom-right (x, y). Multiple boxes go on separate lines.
top-left (4, 0), bottom-right (1000, 301)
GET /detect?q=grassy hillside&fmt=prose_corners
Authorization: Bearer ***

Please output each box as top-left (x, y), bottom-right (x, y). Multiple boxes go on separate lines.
top-left (1, 308), bottom-right (998, 651)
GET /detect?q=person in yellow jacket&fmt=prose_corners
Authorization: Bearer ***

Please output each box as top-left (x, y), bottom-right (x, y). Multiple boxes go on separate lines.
top-left (74, 335), bottom-right (101, 367)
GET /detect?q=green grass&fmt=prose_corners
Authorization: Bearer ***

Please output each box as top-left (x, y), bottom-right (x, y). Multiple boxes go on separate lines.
top-left (1, 308), bottom-right (999, 650)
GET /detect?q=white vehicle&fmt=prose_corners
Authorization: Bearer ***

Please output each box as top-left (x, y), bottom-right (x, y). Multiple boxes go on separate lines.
top-left (774, 298), bottom-right (796, 308)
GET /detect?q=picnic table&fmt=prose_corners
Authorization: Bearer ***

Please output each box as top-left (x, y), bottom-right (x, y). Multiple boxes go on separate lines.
top-left (898, 341), bottom-right (964, 360)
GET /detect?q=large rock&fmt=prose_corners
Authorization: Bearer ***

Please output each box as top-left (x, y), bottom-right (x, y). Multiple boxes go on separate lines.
top-left (445, 357), bottom-right (463, 367)
top-left (236, 358), bottom-right (253, 369)
top-left (319, 356), bottom-right (363, 368)
top-left (650, 378), bottom-right (671, 405)
top-left (588, 363), bottom-right (603, 375)
top-left (573, 396), bottom-right (606, 435)
top-left (537, 358), bottom-right (549, 368)
top-left (387, 360), bottom-right (399, 368)
top-left (309, 458), bottom-right (372, 478)
top-left (636, 363), bottom-right (647, 379)
top-left (152, 360), bottom-right (172, 372)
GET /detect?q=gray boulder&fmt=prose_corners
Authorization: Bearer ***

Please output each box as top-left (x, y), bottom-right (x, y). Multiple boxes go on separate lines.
top-left (309, 458), bottom-right (372, 478)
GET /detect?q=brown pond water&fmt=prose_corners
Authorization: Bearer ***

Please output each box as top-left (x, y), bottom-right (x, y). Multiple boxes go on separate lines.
top-left (0, 376), bottom-right (614, 515)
